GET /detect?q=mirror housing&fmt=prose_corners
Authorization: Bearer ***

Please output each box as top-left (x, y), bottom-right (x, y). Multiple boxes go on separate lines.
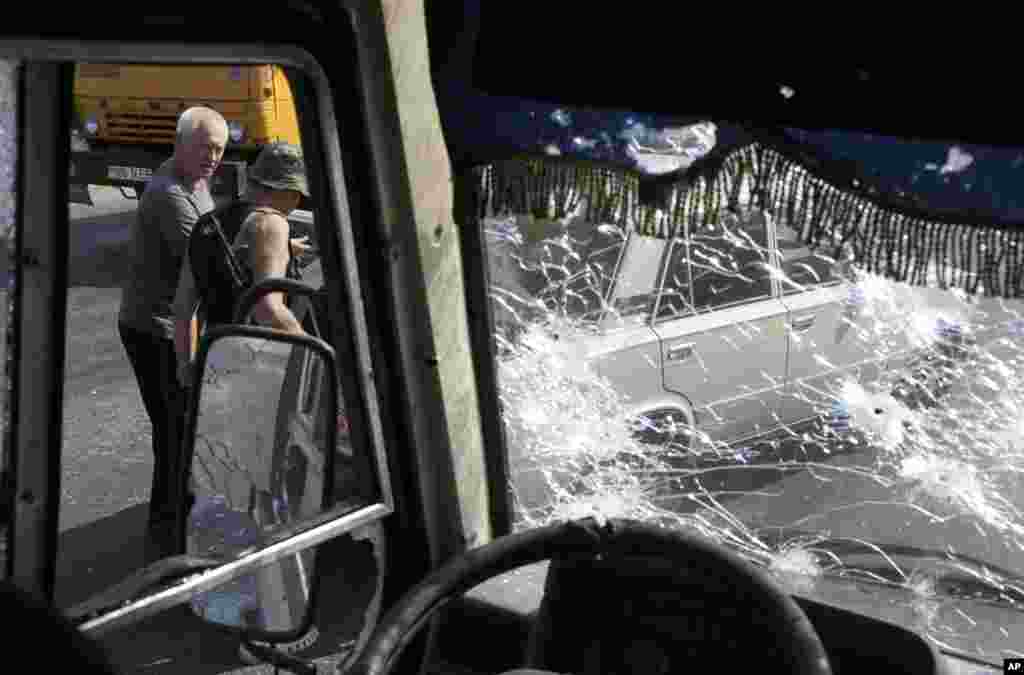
top-left (180, 324), bottom-right (340, 646)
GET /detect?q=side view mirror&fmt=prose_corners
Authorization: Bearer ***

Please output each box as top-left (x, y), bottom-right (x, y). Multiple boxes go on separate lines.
top-left (181, 324), bottom-right (338, 657)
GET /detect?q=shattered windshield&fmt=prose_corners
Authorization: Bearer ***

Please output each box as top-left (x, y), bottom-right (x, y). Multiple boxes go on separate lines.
top-left (471, 106), bottom-right (1024, 663)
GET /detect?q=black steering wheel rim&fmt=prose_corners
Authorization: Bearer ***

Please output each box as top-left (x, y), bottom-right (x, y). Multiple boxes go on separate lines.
top-left (348, 517), bottom-right (832, 675)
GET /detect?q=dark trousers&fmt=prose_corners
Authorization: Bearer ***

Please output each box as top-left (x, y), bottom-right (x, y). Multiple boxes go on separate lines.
top-left (118, 322), bottom-right (189, 526)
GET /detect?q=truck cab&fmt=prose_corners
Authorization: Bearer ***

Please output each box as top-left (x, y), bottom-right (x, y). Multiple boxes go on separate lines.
top-left (0, 4), bottom-right (1020, 675)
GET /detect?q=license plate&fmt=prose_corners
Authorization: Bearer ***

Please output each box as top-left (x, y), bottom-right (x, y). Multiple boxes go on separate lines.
top-left (107, 165), bottom-right (153, 181)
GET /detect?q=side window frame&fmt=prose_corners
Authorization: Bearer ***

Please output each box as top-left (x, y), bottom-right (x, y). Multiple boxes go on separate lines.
top-left (4, 61), bottom-right (70, 599)
top-left (651, 223), bottom-right (695, 325)
top-left (765, 209), bottom-right (783, 300)
top-left (600, 230), bottom-right (630, 326)
top-left (0, 40), bottom-right (394, 633)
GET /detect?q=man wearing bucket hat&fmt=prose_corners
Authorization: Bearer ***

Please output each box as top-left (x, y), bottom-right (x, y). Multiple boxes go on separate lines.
top-left (172, 142), bottom-right (314, 386)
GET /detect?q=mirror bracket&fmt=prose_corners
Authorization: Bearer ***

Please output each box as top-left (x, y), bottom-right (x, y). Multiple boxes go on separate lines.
top-left (240, 638), bottom-right (318, 675)
top-left (66, 555), bottom-right (223, 626)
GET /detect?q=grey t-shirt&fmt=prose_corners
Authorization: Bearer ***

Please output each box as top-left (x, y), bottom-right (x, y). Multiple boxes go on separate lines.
top-left (119, 159), bottom-right (215, 339)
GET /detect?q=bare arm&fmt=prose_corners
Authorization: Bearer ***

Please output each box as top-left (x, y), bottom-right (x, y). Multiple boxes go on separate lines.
top-left (246, 212), bottom-right (305, 335)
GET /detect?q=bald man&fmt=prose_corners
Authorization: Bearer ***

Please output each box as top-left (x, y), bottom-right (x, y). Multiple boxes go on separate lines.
top-left (118, 106), bottom-right (228, 542)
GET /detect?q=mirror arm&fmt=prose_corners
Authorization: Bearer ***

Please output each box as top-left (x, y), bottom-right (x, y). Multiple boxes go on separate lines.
top-left (241, 638), bottom-right (318, 675)
top-left (66, 554), bottom-right (223, 626)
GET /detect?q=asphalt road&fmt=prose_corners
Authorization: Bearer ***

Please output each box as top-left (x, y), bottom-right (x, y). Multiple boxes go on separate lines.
top-left (61, 188), bottom-right (154, 536)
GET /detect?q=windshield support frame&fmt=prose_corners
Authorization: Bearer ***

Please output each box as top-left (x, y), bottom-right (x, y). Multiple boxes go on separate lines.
top-left (6, 61), bottom-right (72, 601)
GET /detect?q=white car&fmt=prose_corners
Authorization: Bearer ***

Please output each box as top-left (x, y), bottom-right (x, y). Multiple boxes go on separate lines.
top-left (488, 207), bottom-right (976, 457)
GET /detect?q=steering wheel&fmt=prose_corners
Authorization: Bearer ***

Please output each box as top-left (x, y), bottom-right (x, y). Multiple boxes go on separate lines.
top-left (348, 517), bottom-right (832, 675)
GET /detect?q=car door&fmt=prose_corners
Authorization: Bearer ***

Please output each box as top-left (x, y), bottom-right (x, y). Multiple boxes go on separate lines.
top-left (652, 210), bottom-right (789, 448)
top-left (774, 217), bottom-right (882, 424)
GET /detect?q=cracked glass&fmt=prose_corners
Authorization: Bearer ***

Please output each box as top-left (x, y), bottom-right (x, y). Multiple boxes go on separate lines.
top-left (480, 111), bottom-right (1024, 666)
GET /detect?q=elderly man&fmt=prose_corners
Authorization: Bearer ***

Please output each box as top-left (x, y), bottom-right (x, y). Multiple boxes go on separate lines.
top-left (118, 106), bottom-right (228, 531)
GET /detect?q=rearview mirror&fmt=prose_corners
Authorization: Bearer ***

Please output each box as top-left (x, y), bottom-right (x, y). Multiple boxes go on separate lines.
top-left (181, 326), bottom-right (338, 644)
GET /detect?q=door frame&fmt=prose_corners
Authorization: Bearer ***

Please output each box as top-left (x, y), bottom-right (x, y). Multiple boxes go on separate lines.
top-left (0, 36), bottom-right (401, 637)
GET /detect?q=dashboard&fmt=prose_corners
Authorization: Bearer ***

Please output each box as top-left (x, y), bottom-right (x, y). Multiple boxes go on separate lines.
top-left (433, 561), bottom-right (1003, 675)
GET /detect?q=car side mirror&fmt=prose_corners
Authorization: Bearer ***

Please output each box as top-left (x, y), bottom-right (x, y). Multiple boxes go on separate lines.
top-left (181, 325), bottom-right (338, 651)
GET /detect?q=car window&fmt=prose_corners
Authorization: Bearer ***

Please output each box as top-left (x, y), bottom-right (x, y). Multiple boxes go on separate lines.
top-left (775, 219), bottom-right (841, 294)
top-left (538, 222), bottom-right (625, 326)
top-left (687, 209), bottom-right (773, 311)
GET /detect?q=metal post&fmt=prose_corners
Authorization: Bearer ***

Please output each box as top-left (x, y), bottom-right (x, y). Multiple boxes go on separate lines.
top-left (8, 62), bottom-right (71, 600)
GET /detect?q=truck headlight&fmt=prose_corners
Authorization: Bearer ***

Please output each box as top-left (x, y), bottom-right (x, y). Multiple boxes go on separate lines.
top-left (84, 116), bottom-right (99, 136)
top-left (228, 121), bottom-right (245, 143)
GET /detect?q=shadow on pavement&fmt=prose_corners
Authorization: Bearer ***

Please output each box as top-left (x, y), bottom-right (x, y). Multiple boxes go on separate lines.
top-left (68, 212), bottom-right (134, 288)
top-left (55, 503), bottom-right (150, 609)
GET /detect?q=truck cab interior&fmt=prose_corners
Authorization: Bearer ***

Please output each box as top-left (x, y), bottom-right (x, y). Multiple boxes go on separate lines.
top-left (0, 3), bottom-right (1019, 675)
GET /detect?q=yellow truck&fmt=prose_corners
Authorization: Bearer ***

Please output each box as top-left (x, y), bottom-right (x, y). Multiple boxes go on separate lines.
top-left (71, 62), bottom-right (302, 203)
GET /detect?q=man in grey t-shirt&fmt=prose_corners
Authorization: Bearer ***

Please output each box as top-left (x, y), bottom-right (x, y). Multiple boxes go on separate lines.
top-left (118, 106), bottom-right (227, 533)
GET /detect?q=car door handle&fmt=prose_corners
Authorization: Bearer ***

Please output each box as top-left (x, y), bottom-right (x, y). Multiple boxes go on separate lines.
top-left (666, 342), bottom-right (694, 362)
top-left (789, 314), bottom-right (817, 332)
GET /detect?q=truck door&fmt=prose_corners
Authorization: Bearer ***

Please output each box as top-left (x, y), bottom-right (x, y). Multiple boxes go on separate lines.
top-left (0, 7), bottom-right (440, 666)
